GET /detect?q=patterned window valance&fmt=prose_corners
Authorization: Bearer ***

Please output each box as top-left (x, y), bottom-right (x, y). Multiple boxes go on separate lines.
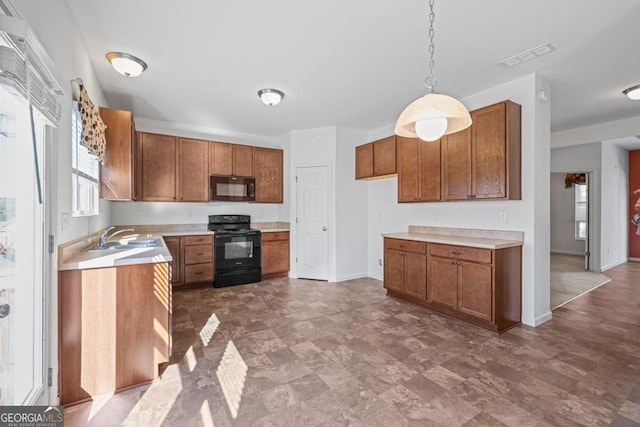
top-left (78, 84), bottom-right (107, 161)
top-left (564, 173), bottom-right (586, 188)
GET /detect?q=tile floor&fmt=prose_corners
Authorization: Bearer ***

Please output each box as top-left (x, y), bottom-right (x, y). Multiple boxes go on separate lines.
top-left (65, 262), bottom-right (640, 426)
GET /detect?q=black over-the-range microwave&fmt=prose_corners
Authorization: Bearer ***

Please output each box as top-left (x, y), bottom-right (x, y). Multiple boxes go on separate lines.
top-left (210, 175), bottom-right (255, 202)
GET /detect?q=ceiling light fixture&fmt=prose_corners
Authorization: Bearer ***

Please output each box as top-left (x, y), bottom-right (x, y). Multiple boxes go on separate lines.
top-left (106, 52), bottom-right (147, 77)
top-left (395, 0), bottom-right (471, 142)
top-left (623, 84), bottom-right (640, 100)
top-left (257, 88), bottom-right (284, 106)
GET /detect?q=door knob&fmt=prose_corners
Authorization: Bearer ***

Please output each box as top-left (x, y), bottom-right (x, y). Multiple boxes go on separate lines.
top-left (322, 226), bottom-right (327, 231)
top-left (0, 303), bottom-right (10, 319)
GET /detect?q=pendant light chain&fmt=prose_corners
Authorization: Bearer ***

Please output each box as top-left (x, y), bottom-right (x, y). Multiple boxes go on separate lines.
top-left (425, 0), bottom-right (438, 93)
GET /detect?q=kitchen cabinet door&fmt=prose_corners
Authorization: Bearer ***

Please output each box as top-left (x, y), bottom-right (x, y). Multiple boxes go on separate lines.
top-left (418, 138), bottom-right (441, 201)
top-left (427, 256), bottom-right (458, 309)
top-left (232, 144), bottom-right (254, 177)
top-left (373, 136), bottom-right (397, 176)
top-left (99, 107), bottom-right (135, 200)
top-left (458, 261), bottom-right (493, 321)
top-left (262, 240), bottom-right (289, 276)
top-left (178, 138), bottom-right (209, 202)
top-left (209, 141), bottom-right (233, 176)
top-left (404, 252), bottom-right (427, 300)
top-left (355, 143), bottom-right (374, 179)
top-left (139, 132), bottom-right (177, 201)
top-left (383, 249), bottom-right (405, 293)
top-left (471, 103), bottom-right (507, 199)
top-left (441, 127), bottom-right (472, 201)
top-left (397, 137), bottom-right (419, 202)
top-left (254, 147), bottom-right (283, 203)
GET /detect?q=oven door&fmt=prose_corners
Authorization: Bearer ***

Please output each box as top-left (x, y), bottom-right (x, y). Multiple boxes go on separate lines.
top-left (214, 233), bottom-right (261, 271)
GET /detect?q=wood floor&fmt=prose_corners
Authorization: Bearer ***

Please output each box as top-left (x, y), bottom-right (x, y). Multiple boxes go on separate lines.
top-left (64, 262), bottom-right (640, 426)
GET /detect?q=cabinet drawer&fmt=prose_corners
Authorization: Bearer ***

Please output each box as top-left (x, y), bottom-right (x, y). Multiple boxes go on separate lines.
top-left (428, 244), bottom-right (492, 264)
top-left (184, 263), bottom-right (213, 283)
top-left (184, 244), bottom-right (213, 264)
top-left (262, 231), bottom-right (289, 242)
top-left (184, 235), bottom-right (213, 246)
top-left (384, 238), bottom-right (426, 254)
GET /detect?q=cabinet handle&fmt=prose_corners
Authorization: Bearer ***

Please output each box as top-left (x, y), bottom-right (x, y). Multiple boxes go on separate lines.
top-left (451, 251), bottom-right (461, 255)
top-left (196, 253), bottom-right (204, 256)
top-left (399, 244), bottom-right (406, 248)
top-left (195, 272), bottom-right (203, 275)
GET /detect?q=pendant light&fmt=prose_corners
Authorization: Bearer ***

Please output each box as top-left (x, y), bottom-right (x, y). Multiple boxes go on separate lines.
top-left (395, 0), bottom-right (471, 142)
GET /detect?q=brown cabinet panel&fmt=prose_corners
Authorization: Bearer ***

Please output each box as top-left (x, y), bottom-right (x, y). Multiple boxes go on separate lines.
top-left (233, 145), bottom-right (254, 177)
top-left (458, 262), bottom-right (493, 321)
top-left (419, 138), bottom-right (441, 201)
top-left (385, 238), bottom-right (426, 254)
top-left (404, 252), bottom-right (427, 300)
top-left (472, 103), bottom-right (507, 199)
top-left (383, 249), bottom-right (405, 293)
top-left (178, 138), bottom-right (209, 202)
top-left (184, 235), bottom-right (213, 246)
top-left (427, 257), bottom-right (458, 309)
top-left (58, 263), bottom-right (170, 405)
top-left (397, 137), bottom-right (419, 202)
top-left (184, 244), bottom-right (213, 264)
top-left (99, 107), bottom-right (135, 201)
top-left (262, 239), bottom-right (290, 276)
top-left (428, 244), bottom-right (492, 264)
top-left (262, 231), bottom-right (289, 242)
top-left (184, 263), bottom-right (214, 283)
top-left (164, 237), bottom-right (181, 285)
top-left (139, 132), bottom-right (177, 201)
top-left (254, 147), bottom-right (283, 203)
top-left (442, 127), bottom-right (472, 201)
top-left (355, 143), bottom-right (374, 179)
top-left (373, 136), bottom-right (397, 176)
top-left (209, 142), bottom-right (233, 176)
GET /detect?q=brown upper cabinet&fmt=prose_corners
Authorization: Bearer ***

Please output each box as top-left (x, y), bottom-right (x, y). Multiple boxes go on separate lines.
top-left (397, 136), bottom-right (441, 202)
top-left (177, 138), bottom-right (209, 202)
top-left (137, 132), bottom-right (177, 201)
top-left (99, 107), bottom-right (136, 201)
top-left (355, 136), bottom-right (397, 180)
top-left (209, 142), bottom-right (254, 177)
top-left (254, 147), bottom-right (283, 203)
top-left (442, 100), bottom-right (521, 201)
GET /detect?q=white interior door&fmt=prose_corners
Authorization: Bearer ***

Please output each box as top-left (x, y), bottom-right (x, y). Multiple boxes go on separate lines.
top-left (295, 166), bottom-right (329, 280)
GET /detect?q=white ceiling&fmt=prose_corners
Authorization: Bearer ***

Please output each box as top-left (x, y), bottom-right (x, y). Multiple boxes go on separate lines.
top-left (65, 0), bottom-right (640, 138)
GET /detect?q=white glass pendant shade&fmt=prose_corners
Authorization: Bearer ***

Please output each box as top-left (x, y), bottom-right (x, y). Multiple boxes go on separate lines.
top-left (623, 84), bottom-right (640, 100)
top-left (415, 117), bottom-right (448, 141)
top-left (395, 93), bottom-right (472, 140)
top-left (106, 52), bottom-right (147, 77)
top-left (258, 88), bottom-right (284, 106)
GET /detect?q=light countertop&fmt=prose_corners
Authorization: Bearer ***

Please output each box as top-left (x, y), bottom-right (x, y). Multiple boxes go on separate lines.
top-left (383, 226), bottom-right (524, 250)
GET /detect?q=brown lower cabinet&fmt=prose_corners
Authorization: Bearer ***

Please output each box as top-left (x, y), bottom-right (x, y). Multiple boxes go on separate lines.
top-left (383, 238), bottom-right (521, 333)
top-left (261, 231), bottom-right (290, 279)
top-left (164, 234), bottom-right (214, 289)
top-left (58, 262), bottom-right (171, 406)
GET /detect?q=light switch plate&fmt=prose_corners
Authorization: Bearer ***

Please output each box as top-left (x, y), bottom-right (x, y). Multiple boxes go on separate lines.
top-left (498, 211), bottom-right (508, 223)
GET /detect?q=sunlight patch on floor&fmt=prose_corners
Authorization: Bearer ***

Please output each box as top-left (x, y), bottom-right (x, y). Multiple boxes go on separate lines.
top-left (185, 345), bottom-right (197, 372)
top-left (200, 399), bottom-right (215, 427)
top-left (199, 313), bottom-right (221, 346)
top-left (216, 340), bottom-right (247, 419)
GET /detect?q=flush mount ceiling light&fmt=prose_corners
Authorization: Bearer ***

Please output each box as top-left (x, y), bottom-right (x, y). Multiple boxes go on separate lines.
top-left (257, 88), bottom-right (284, 106)
top-left (106, 52), bottom-right (147, 77)
top-left (623, 84), bottom-right (640, 100)
top-left (395, 0), bottom-right (471, 142)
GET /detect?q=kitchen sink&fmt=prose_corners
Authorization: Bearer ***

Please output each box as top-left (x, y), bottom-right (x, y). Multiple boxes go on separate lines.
top-left (88, 239), bottom-right (160, 252)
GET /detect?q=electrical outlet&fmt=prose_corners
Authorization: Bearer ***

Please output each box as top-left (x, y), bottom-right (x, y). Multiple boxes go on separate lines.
top-left (378, 258), bottom-right (382, 266)
top-left (186, 210), bottom-right (193, 219)
top-left (136, 211), bottom-right (143, 219)
top-left (498, 211), bottom-right (508, 223)
top-left (61, 212), bottom-right (70, 231)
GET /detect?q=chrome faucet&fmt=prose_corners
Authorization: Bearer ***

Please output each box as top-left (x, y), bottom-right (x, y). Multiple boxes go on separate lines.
top-left (99, 227), bottom-right (135, 248)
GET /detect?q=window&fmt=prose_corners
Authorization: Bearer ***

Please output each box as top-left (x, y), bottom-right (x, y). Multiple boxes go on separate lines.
top-left (72, 101), bottom-right (99, 216)
top-left (575, 183), bottom-right (587, 240)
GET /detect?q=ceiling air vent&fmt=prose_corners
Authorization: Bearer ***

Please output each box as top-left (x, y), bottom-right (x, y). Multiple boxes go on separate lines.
top-left (499, 43), bottom-right (556, 68)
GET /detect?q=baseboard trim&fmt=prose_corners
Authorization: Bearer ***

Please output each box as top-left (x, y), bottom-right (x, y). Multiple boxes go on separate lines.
top-left (335, 272), bottom-right (368, 282)
top-left (550, 250), bottom-right (585, 256)
top-left (601, 258), bottom-right (628, 272)
top-left (629, 257), bottom-right (640, 263)
top-left (523, 311), bottom-right (552, 327)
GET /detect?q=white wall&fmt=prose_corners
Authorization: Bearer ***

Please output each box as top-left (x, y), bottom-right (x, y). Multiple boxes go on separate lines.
top-left (335, 127), bottom-right (368, 281)
top-left (550, 173), bottom-right (587, 255)
top-left (17, 0), bottom-right (111, 244)
top-left (110, 117), bottom-right (283, 226)
top-left (600, 142), bottom-right (629, 270)
top-left (551, 116), bottom-right (640, 149)
top-left (550, 142), bottom-right (602, 271)
top-left (367, 73), bottom-right (552, 327)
